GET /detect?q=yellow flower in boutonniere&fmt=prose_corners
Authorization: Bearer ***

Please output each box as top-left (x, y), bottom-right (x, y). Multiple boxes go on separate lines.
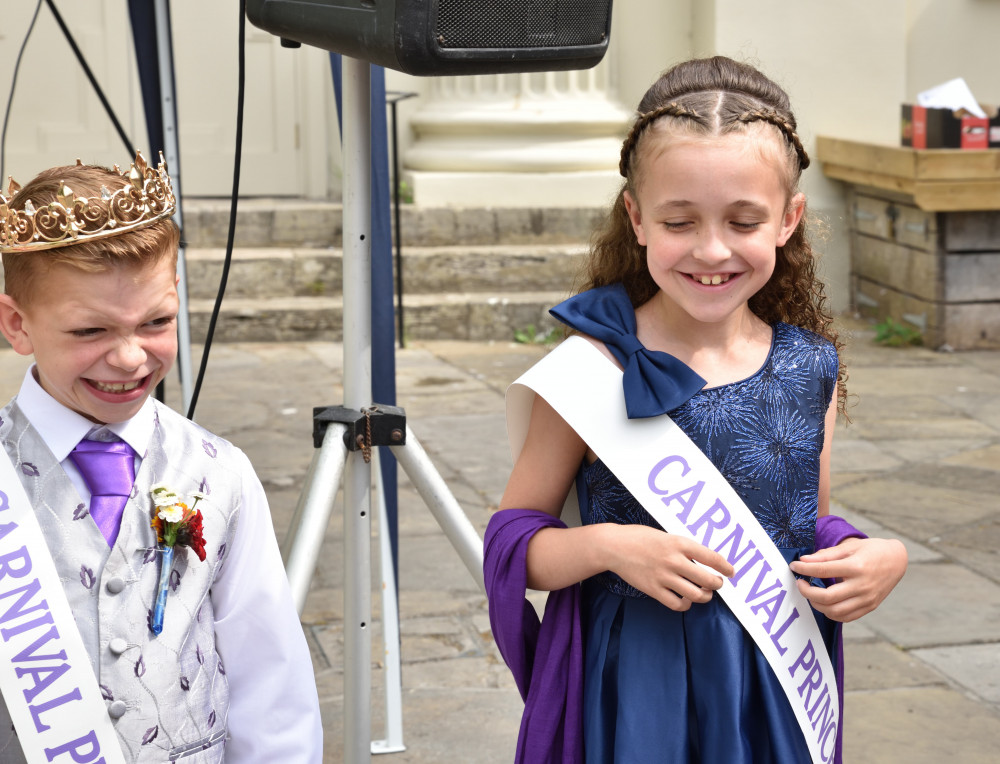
top-left (148, 484), bottom-right (208, 635)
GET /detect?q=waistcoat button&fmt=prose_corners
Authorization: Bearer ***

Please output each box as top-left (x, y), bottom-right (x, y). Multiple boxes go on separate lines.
top-left (106, 577), bottom-right (126, 594)
top-left (109, 637), bottom-right (128, 655)
top-left (108, 700), bottom-right (128, 719)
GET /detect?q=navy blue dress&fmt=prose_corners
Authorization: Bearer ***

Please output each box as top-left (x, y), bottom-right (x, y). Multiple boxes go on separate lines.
top-left (550, 284), bottom-right (841, 763)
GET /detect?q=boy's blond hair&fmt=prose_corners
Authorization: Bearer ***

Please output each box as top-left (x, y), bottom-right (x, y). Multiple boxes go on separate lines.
top-left (2, 163), bottom-right (179, 306)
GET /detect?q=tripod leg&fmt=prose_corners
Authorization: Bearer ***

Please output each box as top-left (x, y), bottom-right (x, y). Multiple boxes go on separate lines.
top-left (390, 426), bottom-right (485, 593)
top-left (284, 423), bottom-right (349, 615)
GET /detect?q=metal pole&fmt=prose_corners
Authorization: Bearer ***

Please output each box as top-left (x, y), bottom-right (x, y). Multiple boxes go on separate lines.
top-left (153, 0), bottom-right (193, 413)
top-left (342, 57), bottom-right (373, 764)
top-left (371, 449), bottom-right (405, 755)
top-left (391, 427), bottom-right (485, 592)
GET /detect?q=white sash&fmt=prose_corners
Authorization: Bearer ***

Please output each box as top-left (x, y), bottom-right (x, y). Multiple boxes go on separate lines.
top-left (0, 449), bottom-right (127, 764)
top-left (507, 336), bottom-right (839, 764)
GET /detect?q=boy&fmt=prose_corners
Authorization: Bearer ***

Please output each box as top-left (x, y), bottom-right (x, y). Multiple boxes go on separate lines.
top-left (0, 154), bottom-right (322, 762)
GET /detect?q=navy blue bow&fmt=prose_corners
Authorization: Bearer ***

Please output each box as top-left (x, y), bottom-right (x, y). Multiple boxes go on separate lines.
top-left (549, 283), bottom-right (706, 419)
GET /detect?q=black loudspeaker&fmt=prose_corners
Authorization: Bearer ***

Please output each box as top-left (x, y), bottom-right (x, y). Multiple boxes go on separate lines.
top-left (246, 0), bottom-right (613, 75)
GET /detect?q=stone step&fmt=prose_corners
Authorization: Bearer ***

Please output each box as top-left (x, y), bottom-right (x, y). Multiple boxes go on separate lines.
top-left (181, 197), bottom-right (604, 248)
top-left (182, 244), bottom-right (586, 299)
top-left (186, 290), bottom-right (568, 343)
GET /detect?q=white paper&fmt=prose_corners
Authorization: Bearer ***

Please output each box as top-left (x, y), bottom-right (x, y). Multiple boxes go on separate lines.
top-left (917, 77), bottom-right (987, 118)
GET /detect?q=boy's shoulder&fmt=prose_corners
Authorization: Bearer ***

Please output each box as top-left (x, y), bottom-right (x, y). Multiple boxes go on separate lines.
top-left (151, 400), bottom-right (253, 471)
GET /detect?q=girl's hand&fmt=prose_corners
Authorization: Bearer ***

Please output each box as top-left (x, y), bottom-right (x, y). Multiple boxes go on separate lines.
top-left (608, 525), bottom-right (736, 612)
top-left (790, 537), bottom-right (908, 622)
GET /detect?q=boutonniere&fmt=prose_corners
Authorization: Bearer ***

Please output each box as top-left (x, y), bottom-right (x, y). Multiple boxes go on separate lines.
top-left (149, 484), bottom-right (207, 635)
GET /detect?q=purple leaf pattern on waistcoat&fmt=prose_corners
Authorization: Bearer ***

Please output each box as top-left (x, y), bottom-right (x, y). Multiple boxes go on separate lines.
top-left (208, 710), bottom-right (216, 728)
top-left (73, 503), bottom-right (88, 520)
top-left (180, 676), bottom-right (190, 691)
top-left (218, 542), bottom-right (227, 562)
top-left (218, 659), bottom-right (226, 676)
top-left (101, 684), bottom-right (113, 701)
top-left (142, 726), bottom-right (158, 745)
top-left (196, 644), bottom-right (204, 665)
top-left (202, 440), bottom-right (217, 458)
top-left (200, 477), bottom-right (210, 495)
top-left (80, 566), bottom-right (95, 589)
top-left (20, 462), bottom-right (38, 477)
top-left (135, 655), bottom-right (146, 677)
top-left (143, 547), bottom-right (157, 564)
top-left (146, 609), bottom-right (153, 631)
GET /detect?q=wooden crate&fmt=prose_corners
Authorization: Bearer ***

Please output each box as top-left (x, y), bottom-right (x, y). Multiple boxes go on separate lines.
top-left (817, 138), bottom-right (1000, 349)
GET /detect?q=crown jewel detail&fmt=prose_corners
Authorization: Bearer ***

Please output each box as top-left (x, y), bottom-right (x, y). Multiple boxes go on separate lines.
top-left (0, 151), bottom-right (176, 254)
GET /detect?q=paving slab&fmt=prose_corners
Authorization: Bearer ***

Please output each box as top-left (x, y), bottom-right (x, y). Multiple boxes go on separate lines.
top-left (912, 643), bottom-right (1000, 705)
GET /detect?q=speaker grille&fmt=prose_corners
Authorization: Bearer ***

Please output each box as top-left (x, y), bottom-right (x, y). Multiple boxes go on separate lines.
top-left (433, 0), bottom-right (611, 50)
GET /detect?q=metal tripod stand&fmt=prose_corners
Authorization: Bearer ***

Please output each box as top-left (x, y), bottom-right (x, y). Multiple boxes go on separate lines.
top-left (280, 58), bottom-right (485, 764)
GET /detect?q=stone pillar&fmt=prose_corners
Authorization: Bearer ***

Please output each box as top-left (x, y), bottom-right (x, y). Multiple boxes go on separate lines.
top-left (404, 61), bottom-right (631, 208)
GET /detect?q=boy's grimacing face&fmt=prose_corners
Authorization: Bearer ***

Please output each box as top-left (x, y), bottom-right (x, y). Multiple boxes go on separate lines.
top-left (0, 257), bottom-right (179, 424)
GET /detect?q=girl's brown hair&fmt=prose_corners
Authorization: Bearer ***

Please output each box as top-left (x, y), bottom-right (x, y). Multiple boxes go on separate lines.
top-left (2, 163), bottom-right (179, 306)
top-left (581, 56), bottom-right (847, 413)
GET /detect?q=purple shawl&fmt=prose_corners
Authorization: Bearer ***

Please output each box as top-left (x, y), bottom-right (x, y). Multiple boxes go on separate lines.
top-left (484, 509), bottom-right (584, 763)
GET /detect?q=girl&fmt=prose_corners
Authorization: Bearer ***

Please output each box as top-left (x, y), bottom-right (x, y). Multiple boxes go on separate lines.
top-left (485, 57), bottom-right (907, 763)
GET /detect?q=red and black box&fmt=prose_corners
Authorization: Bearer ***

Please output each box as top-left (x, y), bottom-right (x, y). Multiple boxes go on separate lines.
top-left (901, 104), bottom-right (1000, 149)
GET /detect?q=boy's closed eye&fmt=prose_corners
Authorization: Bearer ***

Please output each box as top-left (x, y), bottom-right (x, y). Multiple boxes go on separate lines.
top-left (70, 327), bottom-right (105, 338)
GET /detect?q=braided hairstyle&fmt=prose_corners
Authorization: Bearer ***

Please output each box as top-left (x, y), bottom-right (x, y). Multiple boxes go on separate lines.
top-left (581, 56), bottom-right (846, 413)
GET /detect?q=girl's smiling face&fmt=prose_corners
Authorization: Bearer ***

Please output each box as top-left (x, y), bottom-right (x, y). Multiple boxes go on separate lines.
top-left (623, 131), bottom-right (804, 329)
top-left (5, 258), bottom-right (179, 424)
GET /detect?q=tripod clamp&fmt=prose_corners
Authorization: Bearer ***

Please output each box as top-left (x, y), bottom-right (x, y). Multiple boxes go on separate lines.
top-left (313, 404), bottom-right (407, 462)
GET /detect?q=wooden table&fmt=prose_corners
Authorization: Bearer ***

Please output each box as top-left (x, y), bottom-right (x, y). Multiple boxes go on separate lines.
top-left (816, 137), bottom-right (1000, 349)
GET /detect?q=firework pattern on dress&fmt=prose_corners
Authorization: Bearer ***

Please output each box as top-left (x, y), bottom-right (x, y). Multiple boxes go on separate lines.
top-left (582, 322), bottom-right (838, 600)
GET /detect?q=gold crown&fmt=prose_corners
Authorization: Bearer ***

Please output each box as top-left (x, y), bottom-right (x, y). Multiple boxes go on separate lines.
top-left (0, 151), bottom-right (176, 254)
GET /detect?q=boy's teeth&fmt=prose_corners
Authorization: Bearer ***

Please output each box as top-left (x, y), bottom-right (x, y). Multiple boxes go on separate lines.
top-left (697, 274), bottom-right (729, 285)
top-left (94, 380), bottom-right (140, 393)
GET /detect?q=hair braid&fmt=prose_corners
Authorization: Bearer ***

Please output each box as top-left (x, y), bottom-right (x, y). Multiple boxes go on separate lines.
top-left (619, 102), bottom-right (702, 177)
top-left (737, 108), bottom-right (811, 170)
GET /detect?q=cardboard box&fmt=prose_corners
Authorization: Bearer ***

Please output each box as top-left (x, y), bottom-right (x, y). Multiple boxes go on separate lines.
top-left (901, 103), bottom-right (1000, 149)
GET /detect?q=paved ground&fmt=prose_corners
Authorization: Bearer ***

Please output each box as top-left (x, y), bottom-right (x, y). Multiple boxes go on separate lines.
top-left (2, 316), bottom-right (999, 762)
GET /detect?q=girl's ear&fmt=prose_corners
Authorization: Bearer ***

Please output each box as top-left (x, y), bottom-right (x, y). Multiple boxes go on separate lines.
top-left (0, 295), bottom-right (34, 357)
top-left (777, 192), bottom-right (806, 247)
top-left (623, 190), bottom-right (647, 247)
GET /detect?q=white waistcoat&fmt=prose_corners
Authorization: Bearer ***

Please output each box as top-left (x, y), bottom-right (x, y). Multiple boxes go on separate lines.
top-left (0, 400), bottom-right (242, 763)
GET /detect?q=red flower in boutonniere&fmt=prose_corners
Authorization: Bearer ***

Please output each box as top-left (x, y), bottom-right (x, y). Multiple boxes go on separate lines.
top-left (150, 484), bottom-right (207, 561)
top-left (149, 484), bottom-right (208, 635)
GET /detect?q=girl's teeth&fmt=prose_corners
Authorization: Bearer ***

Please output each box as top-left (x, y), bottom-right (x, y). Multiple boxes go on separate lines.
top-left (697, 274), bottom-right (729, 285)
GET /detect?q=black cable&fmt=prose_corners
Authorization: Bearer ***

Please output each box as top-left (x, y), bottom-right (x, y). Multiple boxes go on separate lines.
top-left (186, 0), bottom-right (245, 420)
top-left (44, 0), bottom-right (135, 157)
top-left (0, 0), bottom-right (43, 183)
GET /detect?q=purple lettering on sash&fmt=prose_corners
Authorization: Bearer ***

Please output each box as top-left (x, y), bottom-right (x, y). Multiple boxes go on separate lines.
top-left (29, 688), bottom-right (83, 733)
top-left (43, 729), bottom-right (105, 763)
top-left (769, 607), bottom-right (800, 656)
top-left (0, 545), bottom-right (32, 580)
top-left (647, 456), bottom-right (705, 524)
top-left (713, 523), bottom-right (757, 566)
top-left (809, 684), bottom-right (838, 762)
top-left (13, 625), bottom-right (67, 663)
top-left (796, 655), bottom-right (825, 708)
top-left (744, 562), bottom-right (783, 605)
top-left (0, 578), bottom-right (50, 630)
top-left (0, 489), bottom-right (9, 512)
top-left (0, 522), bottom-right (16, 544)
top-left (647, 455), bottom-right (690, 494)
top-left (685, 498), bottom-right (731, 548)
top-left (789, 640), bottom-right (815, 678)
top-left (1, 610), bottom-right (54, 641)
top-left (18, 662), bottom-right (72, 704)
top-left (729, 548), bottom-right (765, 586)
top-left (749, 589), bottom-right (787, 633)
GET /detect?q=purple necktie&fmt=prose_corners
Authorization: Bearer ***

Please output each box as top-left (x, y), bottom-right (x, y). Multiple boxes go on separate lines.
top-left (69, 438), bottom-right (136, 547)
